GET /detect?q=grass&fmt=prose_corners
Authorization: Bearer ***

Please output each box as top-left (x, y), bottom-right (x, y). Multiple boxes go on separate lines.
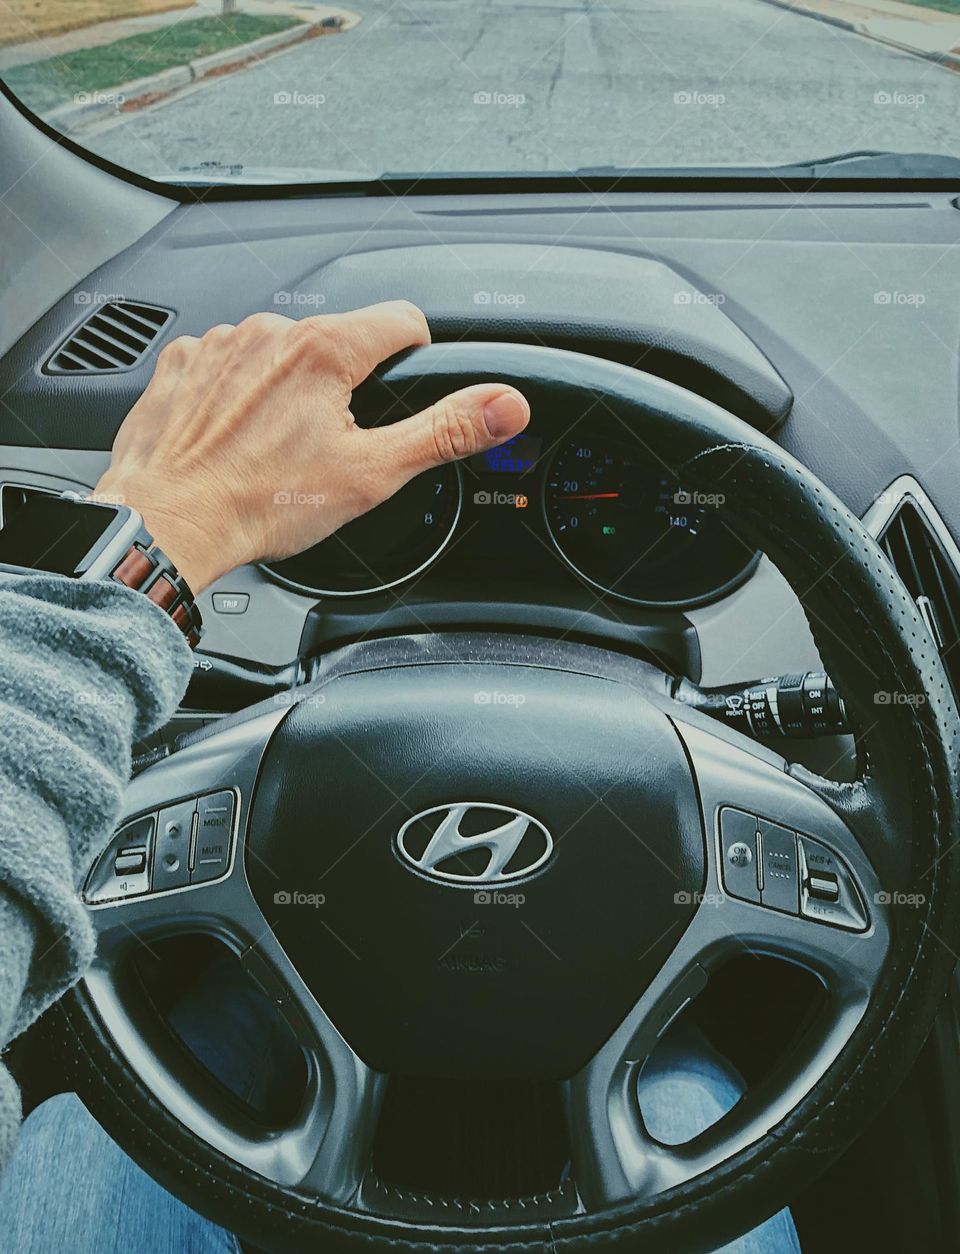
top-left (1, 1), bottom-right (194, 48)
top-left (2, 12), bottom-right (302, 113)
top-left (896, 0), bottom-right (960, 12)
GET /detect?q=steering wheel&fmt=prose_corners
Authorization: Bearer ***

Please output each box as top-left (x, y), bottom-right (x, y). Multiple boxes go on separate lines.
top-left (49, 343), bottom-right (960, 1253)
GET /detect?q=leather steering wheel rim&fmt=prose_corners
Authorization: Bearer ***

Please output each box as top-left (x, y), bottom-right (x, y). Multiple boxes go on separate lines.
top-left (47, 342), bottom-right (960, 1253)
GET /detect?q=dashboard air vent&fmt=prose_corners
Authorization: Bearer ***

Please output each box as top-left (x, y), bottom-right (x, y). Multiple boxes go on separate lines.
top-left (45, 301), bottom-right (174, 374)
top-left (871, 485), bottom-right (960, 703)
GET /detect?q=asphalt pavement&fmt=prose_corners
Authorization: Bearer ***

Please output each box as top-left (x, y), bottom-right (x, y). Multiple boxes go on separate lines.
top-left (82, 0), bottom-right (960, 179)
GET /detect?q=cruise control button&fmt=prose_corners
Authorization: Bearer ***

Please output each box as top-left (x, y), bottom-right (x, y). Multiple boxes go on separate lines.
top-left (808, 872), bottom-right (840, 902)
top-left (758, 820), bottom-right (799, 915)
top-left (191, 790), bottom-right (235, 883)
top-left (798, 836), bottom-right (868, 931)
top-left (719, 808), bottom-right (760, 903)
top-left (153, 798), bottom-right (197, 891)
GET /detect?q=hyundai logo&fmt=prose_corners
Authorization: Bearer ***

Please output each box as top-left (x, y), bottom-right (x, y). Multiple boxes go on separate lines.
top-left (396, 803), bottom-right (553, 884)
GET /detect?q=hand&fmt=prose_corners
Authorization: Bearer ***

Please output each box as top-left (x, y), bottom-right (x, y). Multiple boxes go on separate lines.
top-left (94, 302), bottom-right (529, 594)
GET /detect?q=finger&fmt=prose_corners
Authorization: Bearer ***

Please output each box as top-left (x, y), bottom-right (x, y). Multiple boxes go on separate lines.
top-left (370, 383), bottom-right (530, 485)
top-left (301, 300), bottom-right (431, 384)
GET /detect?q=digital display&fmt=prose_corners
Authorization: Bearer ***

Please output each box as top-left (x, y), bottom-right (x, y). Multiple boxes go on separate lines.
top-left (470, 434), bottom-right (542, 475)
top-left (0, 495), bottom-right (117, 575)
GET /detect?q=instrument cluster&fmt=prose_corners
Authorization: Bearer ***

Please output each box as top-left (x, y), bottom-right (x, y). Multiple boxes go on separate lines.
top-left (262, 426), bottom-right (757, 608)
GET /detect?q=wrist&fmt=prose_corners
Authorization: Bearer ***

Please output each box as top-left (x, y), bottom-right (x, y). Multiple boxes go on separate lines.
top-left (92, 475), bottom-right (220, 596)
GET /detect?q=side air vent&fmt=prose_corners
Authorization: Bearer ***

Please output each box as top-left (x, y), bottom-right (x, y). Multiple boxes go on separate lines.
top-left (866, 477), bottom-right (960, 703)
top-left (45, 301), bottom-right (174, 374)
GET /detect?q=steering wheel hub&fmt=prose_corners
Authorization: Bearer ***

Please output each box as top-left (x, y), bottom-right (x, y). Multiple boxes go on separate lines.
top-left (245, 660), bottom-right (706, 1079)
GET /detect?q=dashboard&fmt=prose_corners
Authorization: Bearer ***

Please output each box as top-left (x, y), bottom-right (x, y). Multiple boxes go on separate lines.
top-left (1, 186), bottom-right (959, 712)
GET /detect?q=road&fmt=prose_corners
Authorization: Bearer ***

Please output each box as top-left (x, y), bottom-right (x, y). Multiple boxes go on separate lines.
top-left (87, 0), bottom-right (960, 179)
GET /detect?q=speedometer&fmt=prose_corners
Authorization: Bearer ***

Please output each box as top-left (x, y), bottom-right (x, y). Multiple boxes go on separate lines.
top-left (261, 465), bottom-right (460, 596)
top-left (544, 436), bottom-right (755, 606)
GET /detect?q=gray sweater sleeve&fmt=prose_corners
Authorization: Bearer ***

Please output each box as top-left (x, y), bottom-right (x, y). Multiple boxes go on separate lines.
top-left (0, 572), bottom-right (193, 1172)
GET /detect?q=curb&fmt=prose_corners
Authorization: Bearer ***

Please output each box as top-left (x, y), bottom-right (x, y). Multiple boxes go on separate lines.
top-left (44, 17), bottom-right (345, 133)
top-left (755, 0), bottom-right (960, 69)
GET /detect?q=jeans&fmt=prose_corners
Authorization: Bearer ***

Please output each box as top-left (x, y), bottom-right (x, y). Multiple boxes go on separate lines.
top-left (0, 994), bottom-right (800, 1254)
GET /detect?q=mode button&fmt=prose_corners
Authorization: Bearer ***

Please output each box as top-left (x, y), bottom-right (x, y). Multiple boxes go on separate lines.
top-left (191, 791), bottom-right (235, 884)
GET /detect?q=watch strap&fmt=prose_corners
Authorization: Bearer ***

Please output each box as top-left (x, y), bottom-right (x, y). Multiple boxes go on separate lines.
top-left (110, 543), bottom-right (203, 649)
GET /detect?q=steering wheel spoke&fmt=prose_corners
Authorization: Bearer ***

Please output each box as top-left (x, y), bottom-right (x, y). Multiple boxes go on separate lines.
top-left (82, 708), bottom-right (385, 1203)
top-left (564, 715), bottom-right (889, 1208)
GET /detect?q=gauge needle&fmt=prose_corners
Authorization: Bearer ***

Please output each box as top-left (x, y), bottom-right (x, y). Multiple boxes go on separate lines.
top-left (557, 492), bottom-right (621, 500)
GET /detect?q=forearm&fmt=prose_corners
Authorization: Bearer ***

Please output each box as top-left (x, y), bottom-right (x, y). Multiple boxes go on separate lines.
top-left (0, 573), bottom-right (192, 1164)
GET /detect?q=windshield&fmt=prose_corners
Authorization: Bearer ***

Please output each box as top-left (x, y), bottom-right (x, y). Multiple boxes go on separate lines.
top-left (3, 0), bottom-right (960, 183)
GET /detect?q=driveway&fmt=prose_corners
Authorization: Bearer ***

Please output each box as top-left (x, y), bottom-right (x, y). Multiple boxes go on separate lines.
top-left (83, 0), bottom-right (960, 178)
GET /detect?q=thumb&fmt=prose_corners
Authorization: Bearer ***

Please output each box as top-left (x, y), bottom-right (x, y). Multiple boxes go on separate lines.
top-left (372, 384), bottom-right (530, 479)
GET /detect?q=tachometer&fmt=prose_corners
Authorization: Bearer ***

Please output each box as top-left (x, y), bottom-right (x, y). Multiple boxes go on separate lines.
top-left (262, 465), bottom-right (460, 596)
top-left (544, 436), bottom-right (755, 606)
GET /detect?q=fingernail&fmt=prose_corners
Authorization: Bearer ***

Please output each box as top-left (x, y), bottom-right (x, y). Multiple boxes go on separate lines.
top-left (483, 391), bottom-right (529, 439)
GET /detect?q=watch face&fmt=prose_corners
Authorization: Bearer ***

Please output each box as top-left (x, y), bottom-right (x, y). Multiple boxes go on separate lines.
top-left (0, 494), bottom-right (121, 576)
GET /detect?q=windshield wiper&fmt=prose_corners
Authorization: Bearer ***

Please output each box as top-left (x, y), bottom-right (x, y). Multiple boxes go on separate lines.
top-left (574, 151), bottom-right (960, 180)
top-left (158, 160), bottom-right (376, 186)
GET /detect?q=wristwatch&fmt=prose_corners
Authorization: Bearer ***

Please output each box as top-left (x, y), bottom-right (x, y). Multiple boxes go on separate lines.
top-left (0, 490), bottom-right (203, 648)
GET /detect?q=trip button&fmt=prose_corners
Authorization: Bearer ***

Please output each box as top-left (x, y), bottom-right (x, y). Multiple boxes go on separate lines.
top-left (153, 798), bottom-right (196, 891)
top-left (719, 808), bottom-right (761, 903)
top-left (758, 820), bottom-right (800, 915)
top-left (191, 790), bottom-right (235, 883)
top-left (798, 836), bottom-right (868, 931)
top-left (212, 592), bottom-right (249, 615)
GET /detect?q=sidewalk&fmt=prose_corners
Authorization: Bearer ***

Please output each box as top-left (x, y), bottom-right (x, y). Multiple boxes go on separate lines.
top-left (0, 0), bottom-right (356, 72)
top-left (759, 0), bottom-right (960, 59)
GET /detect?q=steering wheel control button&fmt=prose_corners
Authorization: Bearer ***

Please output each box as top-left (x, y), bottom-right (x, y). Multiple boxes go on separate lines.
top-left (808, 872), bottom-right (840, 902)
top-left (190, 790), bottom-right (235, 883)
top-left (719, 807), bottom-right (760, 903)
top-left (83, 815), bottom-right (154, 904)
top-left (211, 592), bottom-right (249, 615)
top-left (757, 820), bottom-right (800, 914)
top-left (152, 799), bottom-right (197, 891)
top-left (114, 850), bottom-right (146, 875)
top-left (798, 835), bottom-right (868, 931)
